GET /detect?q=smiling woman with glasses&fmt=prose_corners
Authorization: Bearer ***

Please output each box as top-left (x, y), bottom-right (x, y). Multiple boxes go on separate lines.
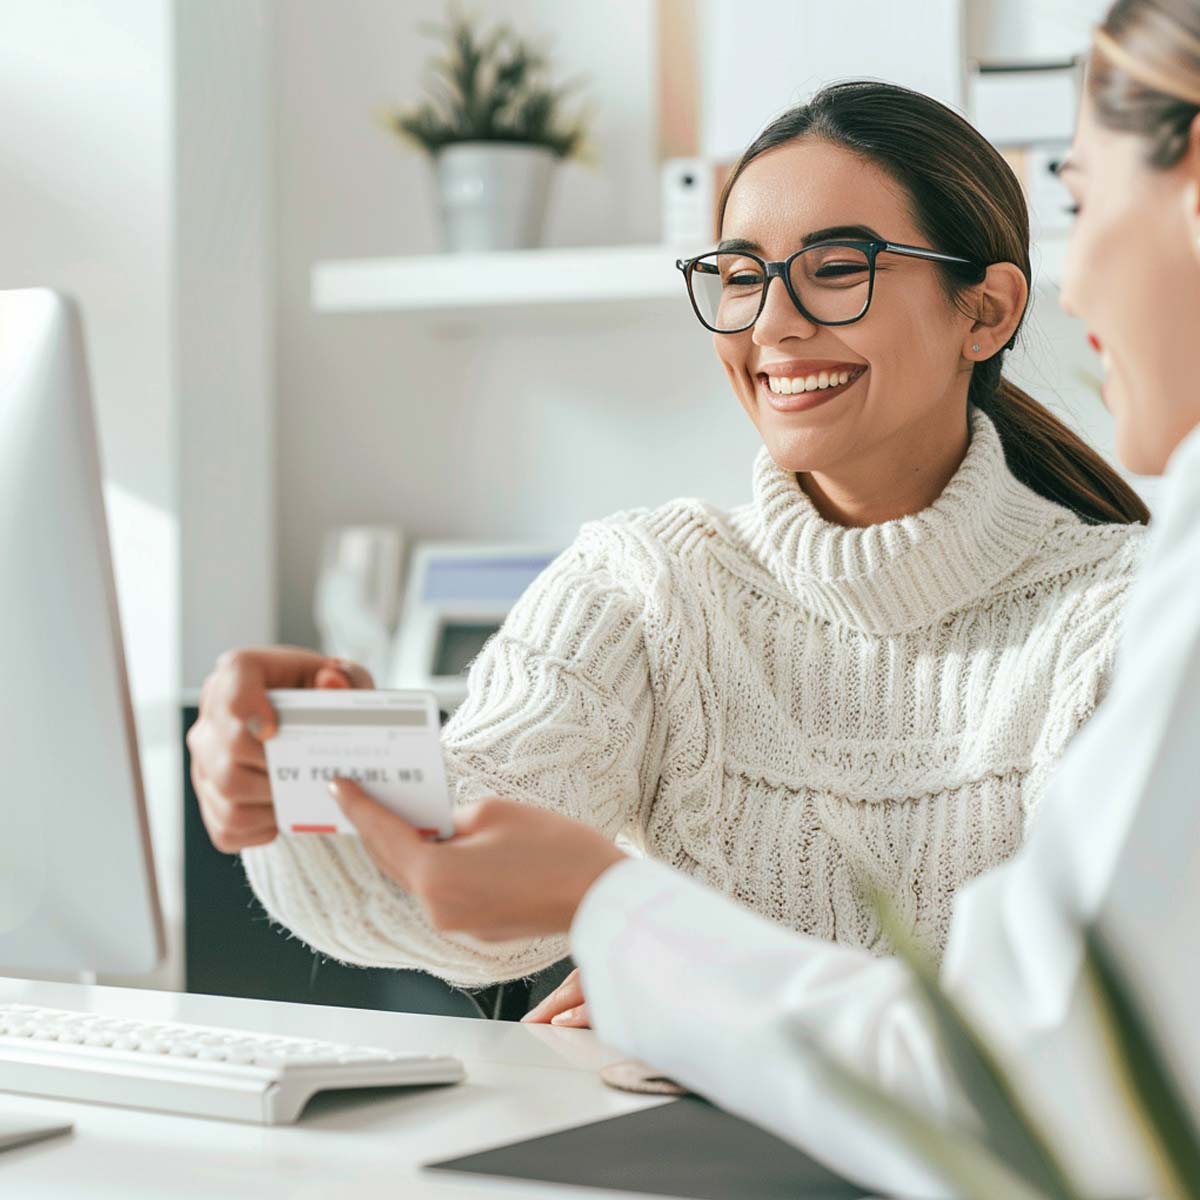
top-left (192, 82), bottom-right (1150, 1041)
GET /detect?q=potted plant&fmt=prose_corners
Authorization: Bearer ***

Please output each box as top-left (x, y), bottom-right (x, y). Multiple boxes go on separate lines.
top-left (387, 9), bottom-right (590, 254)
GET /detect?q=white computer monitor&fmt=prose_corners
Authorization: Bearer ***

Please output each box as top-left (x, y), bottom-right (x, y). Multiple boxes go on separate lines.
top-left (0, 288), bottom-right (164, 975)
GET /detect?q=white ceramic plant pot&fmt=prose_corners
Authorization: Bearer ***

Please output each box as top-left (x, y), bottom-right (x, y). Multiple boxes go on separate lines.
top-left (434, 142), bottom-right (557, 253)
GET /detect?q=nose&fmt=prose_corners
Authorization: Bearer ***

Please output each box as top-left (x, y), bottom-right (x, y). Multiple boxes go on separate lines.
top-left (752, 272), bottom-right (819, 347)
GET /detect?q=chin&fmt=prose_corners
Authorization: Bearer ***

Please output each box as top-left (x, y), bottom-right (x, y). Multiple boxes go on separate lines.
top-left (1111, 383), bottom-right (1170, 477)
top-left (758, 423), bottom-right (849, 474)
top-left (1115, 426), bottom-right (1169, 477)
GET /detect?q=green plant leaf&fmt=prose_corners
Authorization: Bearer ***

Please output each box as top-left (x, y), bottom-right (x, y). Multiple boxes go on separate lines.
top-left (1083, 926), bottom-right (1200, 1200)
top-left (867, 887), bottom-right (1081, 1200)
top-left (793, 1029), bottom-right (1061, 1200)
top-left (385, 4), bottom-right (589, 158)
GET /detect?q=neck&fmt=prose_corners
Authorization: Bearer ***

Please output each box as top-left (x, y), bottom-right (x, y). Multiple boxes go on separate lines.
top-left (800, 405), bottom-right (971, 527)
top-left (747, 407), bottom-right (1067, 634)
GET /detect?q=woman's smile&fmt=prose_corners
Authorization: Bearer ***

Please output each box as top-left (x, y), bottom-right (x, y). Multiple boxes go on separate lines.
top-left (755, 359), bottom-right (867, 413)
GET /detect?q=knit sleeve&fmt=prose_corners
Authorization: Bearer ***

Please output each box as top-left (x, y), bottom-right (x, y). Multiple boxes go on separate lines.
top-left (1025, 529), bottom-right (1143, 829)
top-left (240, 524), bottom-right (660, 988)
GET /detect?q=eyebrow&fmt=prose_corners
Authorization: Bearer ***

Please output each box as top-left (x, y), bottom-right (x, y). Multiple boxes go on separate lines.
top-left (803, 224), bottom-right (882, 245)
top-left (717, 224), bottom-right (883, 254)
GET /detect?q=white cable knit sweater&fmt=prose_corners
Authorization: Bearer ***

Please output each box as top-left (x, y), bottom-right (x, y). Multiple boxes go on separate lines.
top-left (243, 409), bottom-right (1143, 987)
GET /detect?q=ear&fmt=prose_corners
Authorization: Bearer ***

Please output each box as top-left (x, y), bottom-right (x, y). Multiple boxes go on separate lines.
top-left (1180, 112), bottom-right (1200, 268)
top-left (965, 262), bottom-right (1028, 358)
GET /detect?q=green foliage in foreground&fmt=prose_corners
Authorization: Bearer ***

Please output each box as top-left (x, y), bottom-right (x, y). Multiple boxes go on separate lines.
top-left (794, 890), bottom-right (1200, 1199)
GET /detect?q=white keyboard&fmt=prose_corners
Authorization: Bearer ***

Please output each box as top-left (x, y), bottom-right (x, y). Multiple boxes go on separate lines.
top-left (0, 1004), bottom-right (465, 1124)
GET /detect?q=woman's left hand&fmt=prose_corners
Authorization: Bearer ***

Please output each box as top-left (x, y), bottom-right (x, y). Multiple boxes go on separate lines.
top-left (330, 780), bottom-right (627, 942)
top-left (520, 967), bottom-right (591, 1027)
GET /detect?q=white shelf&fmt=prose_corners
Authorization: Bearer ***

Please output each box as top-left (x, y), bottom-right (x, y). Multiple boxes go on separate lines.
top-left (312, 234), bottom-right (1072, 316)
top-left (311, 243), bottom-right (693, 314)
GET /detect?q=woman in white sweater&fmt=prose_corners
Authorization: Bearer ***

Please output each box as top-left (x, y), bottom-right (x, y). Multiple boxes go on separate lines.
top-left (190, 82), bottom-right (1147, 996)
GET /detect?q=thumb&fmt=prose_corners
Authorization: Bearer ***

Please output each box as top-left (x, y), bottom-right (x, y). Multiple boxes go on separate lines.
top-left (314, 658), bottom-right (375, 689)
top-left (330, 778), bottom-right (426, 884)
top-left (313, 666), bottom-right (352, 690)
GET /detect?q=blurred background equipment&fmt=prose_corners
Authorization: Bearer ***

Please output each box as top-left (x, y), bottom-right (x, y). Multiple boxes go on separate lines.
top-left (659, 156), bottom-right (723, 247)
top-left (388, 542), bottom-right (559, 714)
top-left (967, 57), bottom-right (1080, 237)
top-left (313, 525), bottom-right (404, 683)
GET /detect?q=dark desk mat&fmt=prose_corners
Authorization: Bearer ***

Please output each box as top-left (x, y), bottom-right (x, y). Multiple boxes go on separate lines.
top-left (426, 1095), bottom-right (871, 1199)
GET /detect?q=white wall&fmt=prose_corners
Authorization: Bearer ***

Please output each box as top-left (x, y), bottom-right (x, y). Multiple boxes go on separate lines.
top-left (965, 0), bottom-right (1111, 61)
top-left (0, 0), bottom-right (275, 988)
top-left (175, 0), bottom-right (275, 688)
top-left (700, 0), bottom-right (966, 160)
top-left (0, 0), bottom-right (180, 981)
top-left (273, 0), bottom-right (760, 649)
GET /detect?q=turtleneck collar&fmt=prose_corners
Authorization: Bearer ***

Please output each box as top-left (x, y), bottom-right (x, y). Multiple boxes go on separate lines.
top-left (745, 408), bottom-right (1069, 633)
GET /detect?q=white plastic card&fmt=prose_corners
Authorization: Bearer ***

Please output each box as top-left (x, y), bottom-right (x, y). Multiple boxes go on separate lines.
top-left (265, 689), bottom-right (452, 838)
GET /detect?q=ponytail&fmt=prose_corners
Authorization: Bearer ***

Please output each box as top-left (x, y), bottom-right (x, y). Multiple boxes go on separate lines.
top-left (971, 365), bottom-right (1150, 525)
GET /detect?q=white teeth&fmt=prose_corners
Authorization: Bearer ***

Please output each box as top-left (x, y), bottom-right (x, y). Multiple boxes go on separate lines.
top-left (1100, 350), bottom-right (1112, 372)
top-left (765, 369), bottom-right (857, 395)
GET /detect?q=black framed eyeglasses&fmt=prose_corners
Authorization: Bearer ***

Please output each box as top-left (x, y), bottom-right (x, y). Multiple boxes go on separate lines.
top-left (675, 240), bottom-right (985, 335)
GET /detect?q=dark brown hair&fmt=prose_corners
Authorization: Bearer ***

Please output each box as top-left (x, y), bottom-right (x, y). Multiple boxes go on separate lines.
top-left (717, 80), bottom-right (1150, 527)
top-left (1091, 0), bottom-right (1200, 167)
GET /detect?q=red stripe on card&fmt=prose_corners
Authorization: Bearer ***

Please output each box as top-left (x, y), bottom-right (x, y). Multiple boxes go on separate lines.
top-left (291, 823), bottom-right (337, 833)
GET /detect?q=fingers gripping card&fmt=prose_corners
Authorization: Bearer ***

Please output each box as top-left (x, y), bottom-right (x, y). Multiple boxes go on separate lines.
top-left (265, 690), bottom-right (453, 838)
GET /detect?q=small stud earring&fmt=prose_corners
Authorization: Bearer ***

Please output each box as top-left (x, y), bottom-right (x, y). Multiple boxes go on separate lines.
top-left (971, 343), bottom-right (981, 354)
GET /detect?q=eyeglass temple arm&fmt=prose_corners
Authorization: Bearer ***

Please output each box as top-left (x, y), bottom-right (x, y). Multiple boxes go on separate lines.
top-left (881, 241), bottom-right (980, 269)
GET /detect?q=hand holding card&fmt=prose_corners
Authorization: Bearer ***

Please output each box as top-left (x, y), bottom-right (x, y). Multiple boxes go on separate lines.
top-left (265, 690), bottom-right (453, 839)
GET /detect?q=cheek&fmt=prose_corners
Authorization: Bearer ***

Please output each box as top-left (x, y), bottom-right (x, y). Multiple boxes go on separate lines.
top-left (1065, 202), bottom-right (1127, 330)
top-left (1065, 210), bottom-right (1108, 319)
top-left (1070, 167), bottom-right (1184, 352)
top-left (847, 283), bottom-right (959, 398)
top-left (713, 332), bottom-right (758, 413)
top-left (1094, 198), bottom-right (1191, 465)
top-left (1110, 388), bottom-right (1160, 474)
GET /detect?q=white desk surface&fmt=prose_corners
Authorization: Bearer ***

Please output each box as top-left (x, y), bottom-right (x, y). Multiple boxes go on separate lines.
top-left (0, 977), bottom-right (669, 1199)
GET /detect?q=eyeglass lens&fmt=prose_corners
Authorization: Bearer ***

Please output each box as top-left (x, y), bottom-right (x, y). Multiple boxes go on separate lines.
top-left (688, 245), bottom-right (872, 332)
